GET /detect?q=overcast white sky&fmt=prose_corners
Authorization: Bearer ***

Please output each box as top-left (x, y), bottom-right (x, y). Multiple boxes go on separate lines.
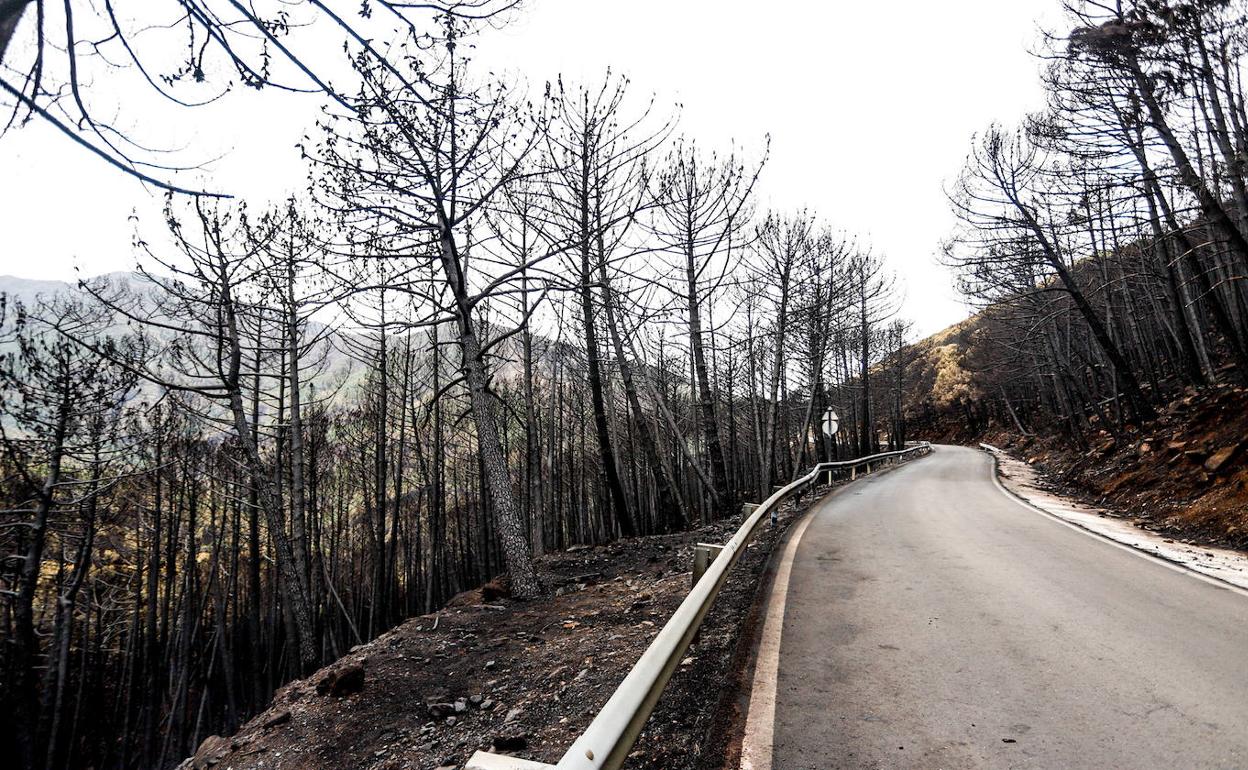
top-left (0, 0), bottom-right (1056, 337)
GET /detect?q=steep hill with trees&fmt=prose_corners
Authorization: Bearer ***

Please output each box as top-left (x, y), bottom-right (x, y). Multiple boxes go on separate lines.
top-left (904, 0), bottom-right (1248, 555)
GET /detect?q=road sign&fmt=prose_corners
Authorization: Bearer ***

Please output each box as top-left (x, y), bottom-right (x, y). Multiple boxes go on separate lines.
top-left (821, 408), bottom-right (840, 437)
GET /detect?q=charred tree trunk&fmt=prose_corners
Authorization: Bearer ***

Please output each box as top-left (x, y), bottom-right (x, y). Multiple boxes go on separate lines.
top-left (435, 222), bottom-right (540, 599)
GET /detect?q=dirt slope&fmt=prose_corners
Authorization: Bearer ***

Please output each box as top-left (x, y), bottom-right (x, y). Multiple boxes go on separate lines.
top-left (178, 492), bottom-right (821, 770)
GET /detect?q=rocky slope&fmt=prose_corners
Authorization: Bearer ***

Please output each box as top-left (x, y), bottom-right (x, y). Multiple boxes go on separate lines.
top-left (986, 384), bottom-right (1248, 551)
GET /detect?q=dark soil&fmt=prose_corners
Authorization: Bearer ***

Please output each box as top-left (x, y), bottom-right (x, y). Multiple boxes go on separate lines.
top-left (178, 488), bottom-right (827, 770)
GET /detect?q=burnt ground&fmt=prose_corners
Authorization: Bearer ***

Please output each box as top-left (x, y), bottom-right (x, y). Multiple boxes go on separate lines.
top-left (179, 486), bottom-right (832, 770)
top-left (986, 384), bottom-right (1248, 551)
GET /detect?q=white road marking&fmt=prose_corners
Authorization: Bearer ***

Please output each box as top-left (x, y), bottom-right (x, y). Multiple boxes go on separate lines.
top-left (739, 507), bottom-right (819, 770)
top-left (985, 452), bottom-right (1248, 600)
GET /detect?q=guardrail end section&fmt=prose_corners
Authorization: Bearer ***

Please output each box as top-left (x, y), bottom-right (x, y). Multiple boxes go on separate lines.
top-left (464, 751), bottom-right (556, 770)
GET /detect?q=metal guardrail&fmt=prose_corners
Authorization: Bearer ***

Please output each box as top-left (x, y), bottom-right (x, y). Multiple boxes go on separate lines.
top-left (466, 442), bottom-right (934, 770)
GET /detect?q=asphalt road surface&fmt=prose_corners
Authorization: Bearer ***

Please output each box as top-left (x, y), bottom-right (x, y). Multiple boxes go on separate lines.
top-left (760, 444), bottom-right (1248, 769)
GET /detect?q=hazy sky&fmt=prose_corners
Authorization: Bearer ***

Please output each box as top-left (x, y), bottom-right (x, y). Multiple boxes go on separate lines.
top-left (0, 0), bottom-right (1056, 336)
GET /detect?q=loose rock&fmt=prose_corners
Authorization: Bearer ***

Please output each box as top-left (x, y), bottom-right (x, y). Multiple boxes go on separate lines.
top-left (492, 733), bottom-right (529, 752)
top-left (316, 663), bottom-right (365, 697)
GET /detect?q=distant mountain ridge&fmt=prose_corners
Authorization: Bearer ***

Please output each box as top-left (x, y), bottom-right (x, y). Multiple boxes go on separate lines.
top-left (0, 272), bottom-right (599, 409)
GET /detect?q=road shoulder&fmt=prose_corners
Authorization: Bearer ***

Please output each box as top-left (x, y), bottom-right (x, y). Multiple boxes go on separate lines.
top-left (717, 459), bottom-right (925, 770)
top-left (981, 444), bottom-right (1248, 593)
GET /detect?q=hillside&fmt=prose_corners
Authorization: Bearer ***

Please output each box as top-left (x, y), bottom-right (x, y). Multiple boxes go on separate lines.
top-left (897, 315), bottom-right (985, 442)
top-left (177, 494), bottom-right (815, 770)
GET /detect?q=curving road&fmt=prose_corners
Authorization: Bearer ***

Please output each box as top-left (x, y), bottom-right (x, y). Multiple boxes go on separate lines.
top-left (744, 444), bottom-right (1248, 770)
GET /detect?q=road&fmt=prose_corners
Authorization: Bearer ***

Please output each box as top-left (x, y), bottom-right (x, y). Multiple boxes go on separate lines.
top-left (745, 444), bottom-right (1248, 769)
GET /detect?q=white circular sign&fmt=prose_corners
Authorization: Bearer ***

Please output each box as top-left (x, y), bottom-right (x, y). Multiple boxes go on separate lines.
top-left (821, 408), bottom-right (840, 437)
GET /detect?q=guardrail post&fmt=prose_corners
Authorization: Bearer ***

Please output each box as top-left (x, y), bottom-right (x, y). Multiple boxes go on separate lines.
top-left (691, 543), bottom-right (724, 588)
top-left (691, 542), bottom-right (725, 646)
top-left (692, 545), bottom-right (709, 589)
